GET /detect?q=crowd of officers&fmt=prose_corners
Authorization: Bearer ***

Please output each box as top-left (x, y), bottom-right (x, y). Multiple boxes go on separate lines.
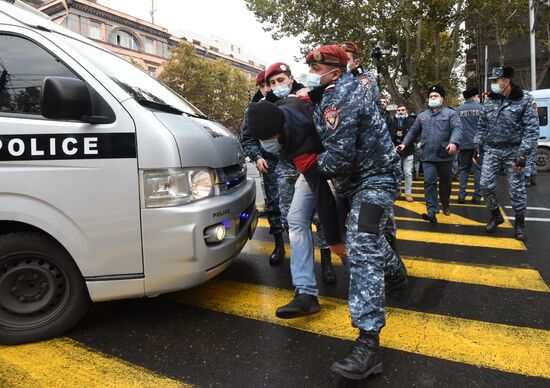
top-left (239, 41), bottom-right (540, 381)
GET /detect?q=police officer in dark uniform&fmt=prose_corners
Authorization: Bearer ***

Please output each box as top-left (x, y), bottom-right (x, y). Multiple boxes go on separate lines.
top-left (305, 45), bottom-right (406, 381)
top-left (240, 71), bottom-right (286, 265)
top-left (474, 66), bottom-right (539, 240)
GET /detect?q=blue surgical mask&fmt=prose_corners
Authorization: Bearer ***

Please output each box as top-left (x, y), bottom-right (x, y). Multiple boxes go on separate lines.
top-left (272, 84), bottom-right (291, 98)
top-left (306, 69), bottom-right (336, 89)
top-left (260, 139), bottom-right (282, 154)
top-left (428, 98), bottom-right (442, 108)
top-left (491, 83), bottom-right (503, 94)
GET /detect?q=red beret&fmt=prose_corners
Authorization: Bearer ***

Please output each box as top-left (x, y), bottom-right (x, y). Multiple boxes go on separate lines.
top-left (339, 41), bottom-right (359, 54)
top-left (306, 45), bottom-right (348, 67)
top-left (255, 71), bottom-right (266, 86)
top-left (265, 62), bottom-right (291, 82)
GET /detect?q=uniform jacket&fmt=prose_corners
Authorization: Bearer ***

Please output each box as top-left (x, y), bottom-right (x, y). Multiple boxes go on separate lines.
top-left (309, 72), bottom-right (401, 198)
top-left (240, 81), bottom-right (305, 162)
top-left (455, 99), bottom-right (482, 150)
top-left (474, 84), bottom-right (539, 157)
top-left (389, 115), bottom-right (416, 156)
top-left (403, 106), bottom-right (462, 162)
top-left (351, 65), bottom-right (384, 114)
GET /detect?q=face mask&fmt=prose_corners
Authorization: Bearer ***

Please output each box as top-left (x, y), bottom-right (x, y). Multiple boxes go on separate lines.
top-left (395, 113), bottom-right (407, 118)
top-left (272, 84), bottom-right (291, 98)
top-left (260, 139), bottom-right (282, 154)
top-left (428, 98), bottom-right (442, 108)
top-left (491, 82), bottom-right (503, 94)
top-left (306, 69), bottom-right (336, 89)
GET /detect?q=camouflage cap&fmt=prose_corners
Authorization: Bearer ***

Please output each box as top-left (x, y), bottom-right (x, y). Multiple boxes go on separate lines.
top-left (489, 66), bottom-right (514, 80)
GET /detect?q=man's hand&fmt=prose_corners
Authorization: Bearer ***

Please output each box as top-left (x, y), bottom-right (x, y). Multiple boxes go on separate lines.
top-left (329, 242), bottom-right (347, 260)
top-left (396, 130), bottom-right (403, 137)
top-left (295, 88), bottom-right (310, 97)
top-left (256, 158), bottom-right (269, 174)
top-left (446, 143), bottom-right (458, 155)
top-left (396, 144), bottom-right (406, 153)
top-left (472, 147), bottom-right (481, 165)
top-left (513, 155), bottom-right (526, 172)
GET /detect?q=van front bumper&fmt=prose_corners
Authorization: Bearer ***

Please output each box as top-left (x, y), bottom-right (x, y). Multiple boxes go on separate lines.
top-left (140, 178), bottom-right (256, 296)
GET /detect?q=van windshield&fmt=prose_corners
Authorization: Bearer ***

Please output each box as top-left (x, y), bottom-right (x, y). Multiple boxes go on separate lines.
top-left (58, 34), bottom-right (206, 118)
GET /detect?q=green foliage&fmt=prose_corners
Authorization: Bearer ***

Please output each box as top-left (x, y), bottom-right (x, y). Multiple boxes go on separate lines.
top-left (159, 42), bottom-right (252, 132)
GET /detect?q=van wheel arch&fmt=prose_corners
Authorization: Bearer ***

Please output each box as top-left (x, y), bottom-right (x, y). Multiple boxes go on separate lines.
top-left (536, 146), bottom-right (550, 172)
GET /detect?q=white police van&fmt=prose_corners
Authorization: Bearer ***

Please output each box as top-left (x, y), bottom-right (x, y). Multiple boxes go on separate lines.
top-left (0, 1), bottom-right (257, 344)
top-left (532, 89), bottom-right (550, 171)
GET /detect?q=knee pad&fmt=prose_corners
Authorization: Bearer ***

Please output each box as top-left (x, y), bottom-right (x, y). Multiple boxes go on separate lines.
top-left (358, 202), bottom-right (385, 235)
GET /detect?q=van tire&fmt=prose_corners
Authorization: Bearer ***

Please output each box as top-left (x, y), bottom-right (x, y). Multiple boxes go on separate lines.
top-left (0, 231), bottom-right (90, 345)
top-left (536, 147), bottom-right (550, 172)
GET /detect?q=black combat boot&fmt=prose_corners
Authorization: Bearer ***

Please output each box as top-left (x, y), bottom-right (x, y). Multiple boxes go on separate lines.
top-left (275, 293), bottom-right (321, 319)
top-left (320, 248), bottom-right (337, 284)
top-left (514, 213), bottom-right (526, 241)
top-left (485, 209), bottom-right (504, 233)
top-left (421, 211), bottom-right (437, 223)
top-left (269, 232), bottom-right (285, 266)
top-left (385, 258), bottom-right (408, 293)
top-left (331, 330), bottom-right (383, 380)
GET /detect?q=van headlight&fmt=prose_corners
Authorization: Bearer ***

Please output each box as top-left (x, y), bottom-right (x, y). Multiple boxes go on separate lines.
top-left (141, 168), bottom-right (214, 208)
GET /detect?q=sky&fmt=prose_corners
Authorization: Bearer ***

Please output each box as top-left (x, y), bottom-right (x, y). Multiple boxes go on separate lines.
top-left (97, 0), bottom-right (310, 75)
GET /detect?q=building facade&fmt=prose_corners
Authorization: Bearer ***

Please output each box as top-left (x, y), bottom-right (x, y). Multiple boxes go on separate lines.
top-left (34, 0), bottom-right (264, 79)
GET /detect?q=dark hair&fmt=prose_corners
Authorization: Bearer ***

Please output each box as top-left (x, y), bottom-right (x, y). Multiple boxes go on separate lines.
top-left (396, 104), bottom-right (407, 110)
top-left (351, 52), bottom-right (360, 61)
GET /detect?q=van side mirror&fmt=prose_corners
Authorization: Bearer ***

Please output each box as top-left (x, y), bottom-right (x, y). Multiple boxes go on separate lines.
top-left (41, 77), bottom-right (112, 124)
top-left (41, 77), bottom-right (92, 121)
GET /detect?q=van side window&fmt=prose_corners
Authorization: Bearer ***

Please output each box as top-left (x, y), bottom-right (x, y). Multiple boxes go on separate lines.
top-left (538, 106), bottom-right (548, 127)
top-left (0, 34), bottom-right (77, 116)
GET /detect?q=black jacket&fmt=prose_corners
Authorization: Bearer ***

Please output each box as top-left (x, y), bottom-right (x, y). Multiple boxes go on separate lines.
top-left (390, 115), bottom-right (416, 157)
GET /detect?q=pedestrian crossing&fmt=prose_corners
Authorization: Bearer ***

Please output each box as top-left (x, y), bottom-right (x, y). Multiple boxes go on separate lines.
top-left (0, 177), bottom-right (548, 385)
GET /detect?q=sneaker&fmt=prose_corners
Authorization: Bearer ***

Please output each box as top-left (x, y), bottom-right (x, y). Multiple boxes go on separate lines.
top-left (405, 194), bottom-right (413, 202)
top-left (275, 293), bottom-right (321, 319)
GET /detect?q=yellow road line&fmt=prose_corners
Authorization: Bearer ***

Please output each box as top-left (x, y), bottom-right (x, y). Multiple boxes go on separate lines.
top-left (395, 199), bottom-right (486, 208)
top-left (173, 279), bottom-right (550, 379)
top-left (0, 338), bottom-right (187, 388)
top-left (397, 229), bottom-right (526, 250)
top-left (243, 240), bottom-right (548, 292)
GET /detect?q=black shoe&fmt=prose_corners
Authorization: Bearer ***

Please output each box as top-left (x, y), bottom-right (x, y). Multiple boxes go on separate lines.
top-left (331, 330), bottom-right (383, 380)
top-left (457, 196), bottom-right (465, 204)
top-left (421, 212), bottom-right (437, 223)
top-left (525, 177), bottom-right (532, 187)
top-left (442, 207), bottom-right (451, 216)
top-left (471, 197), bottom-right (481, 204)
top-left (514, 213), bottom-right (526, 241)
top-left (384, 230), bottom-right (397, 252)
top-left (485, 209), bottom-right (504, 233)
top-left (385, 259), bottom-right (408, 293)
top-left (320, 248), bottom-right (337, 284)
top-left (275, 293), bottom-right (321, 319)
top-left (269, 232), bottom-right (285, 266)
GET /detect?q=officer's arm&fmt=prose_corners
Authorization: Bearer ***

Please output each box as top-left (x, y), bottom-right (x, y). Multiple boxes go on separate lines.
top-left (449, 110), bottom-right (463, 146)
top-left (402, 115), bottom-right (421, 147)
top-left (473, 106), bottom-right (488, 147)
top-left (316, 93), bottom-right (361, 176)
top-left (240, 110), bottom-right (263, 161)
top-left (518, 94), bottom-right (540, 157)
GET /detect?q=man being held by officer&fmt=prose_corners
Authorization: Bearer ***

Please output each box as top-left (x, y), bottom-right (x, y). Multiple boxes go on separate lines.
top-left (474, 66), bottom-right (539, 241)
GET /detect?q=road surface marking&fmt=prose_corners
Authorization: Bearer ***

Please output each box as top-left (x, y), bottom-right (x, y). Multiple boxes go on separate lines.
top-left (0, 338), bottom-right (187, 387)
top-left (243, 240), bottom-right (548, 292)
top-left (397, 229), bottom-right (526, 250)
top-left (173, 279), bottom-right (550, 379)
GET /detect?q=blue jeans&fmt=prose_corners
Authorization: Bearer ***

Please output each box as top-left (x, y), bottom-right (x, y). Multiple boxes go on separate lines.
top-left (423, 160), bottom-right (452, 213)
top-left (287, 175), bottom-right (318, 296)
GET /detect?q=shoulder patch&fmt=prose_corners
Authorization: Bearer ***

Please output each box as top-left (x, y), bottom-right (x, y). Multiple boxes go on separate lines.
top-left (323, 106), bottom-right (340, 131)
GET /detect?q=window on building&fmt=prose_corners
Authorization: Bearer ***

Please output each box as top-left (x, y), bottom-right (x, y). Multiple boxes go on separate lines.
top-left (111, 30), bottom-right (139, 51)
top-left (145, 38), bottom-right (154, 54)
top-left (0, 35), bottom-right (78, 115)
top-left (147, 67), bottom-right (157, 77)
top-left (192, 39), bottom-right (201, 45)
top-left (231, 44), bottom-right (234, 51)
top-left (238, 47), bottom-right (241, 54)
top-left (89, 20), bottom-right (101, 40)
top-left (156, 41), bottom-right (163, 57)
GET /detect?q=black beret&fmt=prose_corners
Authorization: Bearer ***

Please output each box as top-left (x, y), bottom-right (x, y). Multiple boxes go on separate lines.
top-left (247, 101), bottom-right (284, 140)
top-left (428, 85), bottom-right (446, 98)
top-left (462, 87), bottom-right (479, 99)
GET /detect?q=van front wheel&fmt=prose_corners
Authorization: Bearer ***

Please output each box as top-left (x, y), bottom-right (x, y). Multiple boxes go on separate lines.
top-left (0, 232), bottom-right (90, 345)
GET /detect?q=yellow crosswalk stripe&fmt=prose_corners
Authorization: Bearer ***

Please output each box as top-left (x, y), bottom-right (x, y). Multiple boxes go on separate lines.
top-left (0, 338), bottom-right (187, 388)
top-left (394, 200), bottom-right (491, 226)
top-left (397, 229), bottom-right (526, 250)
top-left (243, 240), bottom-right (548, 292)
top-left (256, 218), bottom-right (524, 250)
top-left (173, 279), bottom-right (550, 379)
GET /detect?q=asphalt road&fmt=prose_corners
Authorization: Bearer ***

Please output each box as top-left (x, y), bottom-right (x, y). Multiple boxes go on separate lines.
top-left (1, 165), bottom-right (549, 387)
